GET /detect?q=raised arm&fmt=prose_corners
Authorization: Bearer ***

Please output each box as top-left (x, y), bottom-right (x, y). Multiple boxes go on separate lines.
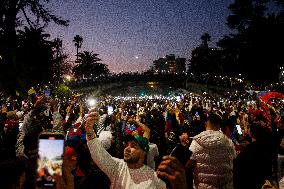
top-left (136, 120), bottom-right (151, 140)
top-left (85, 109), bottom-right (119, 178)
top-left (49, 98), bottom-right (63, 132)
top-left (127, 116), bottom-right (151, 140)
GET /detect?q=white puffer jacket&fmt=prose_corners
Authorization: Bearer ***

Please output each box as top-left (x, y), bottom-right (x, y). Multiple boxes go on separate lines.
top-left (189, 130), bottom-right (236, 189)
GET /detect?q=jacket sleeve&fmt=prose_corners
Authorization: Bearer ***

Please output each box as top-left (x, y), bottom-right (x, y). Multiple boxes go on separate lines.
top-left (15, 110), bottom-right (37, 157)
top-left (52, 112), bottom-right (63, 132)
top-left (87, 138), bottom-right (120, 178)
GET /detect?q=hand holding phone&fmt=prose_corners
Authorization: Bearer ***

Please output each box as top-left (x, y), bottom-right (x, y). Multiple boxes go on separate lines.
top-left (44, 90), bottom-right (51, 98)
top-left (49, 98), bottom-right (59, 113)
top-left (33, 95), bottom-right (46, 110)
top-left (195, 111), bottom-right (199, 117)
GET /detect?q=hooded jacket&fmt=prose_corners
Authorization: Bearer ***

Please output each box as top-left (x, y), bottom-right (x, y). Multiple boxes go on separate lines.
top-left (189, 130), bottom-right (236, 189)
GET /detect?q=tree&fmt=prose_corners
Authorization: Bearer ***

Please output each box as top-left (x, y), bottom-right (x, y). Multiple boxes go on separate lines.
top-left (0, 0), bottom-right (68, 92)
top-left (200, 32), bottom-right (211, 48)
top-left (51, 38), bottom-right (70, 83)
top-left (17, 26), bottom-right (55, 88)
top-left (73, 35), bottom-right (83, 62)
top-left (53, 38), bottom-right (63, 82)
top-left (52, 83), bottom-right (71, 98)
top-left (72, 51), bottom-right (109, 79)
top-left (189, 33), bottom-right (224, 74)
top-left (217, 0), bottom-right (284, 81)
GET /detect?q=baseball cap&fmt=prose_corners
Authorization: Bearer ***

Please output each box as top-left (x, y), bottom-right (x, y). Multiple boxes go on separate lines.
top-left (125, 135), bottom-right (149, 152)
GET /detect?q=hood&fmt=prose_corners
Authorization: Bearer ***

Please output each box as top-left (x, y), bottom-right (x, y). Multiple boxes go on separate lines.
top-left (192, 130), bottom-right (231, 148)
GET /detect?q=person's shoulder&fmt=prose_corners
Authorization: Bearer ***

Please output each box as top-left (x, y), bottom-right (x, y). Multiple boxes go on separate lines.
top-left (149, 143), bottom-right (158, 151)
top-left (192, 130), bottom-right (212, 139)
top-left (189, 139), bottom-right (202, 152)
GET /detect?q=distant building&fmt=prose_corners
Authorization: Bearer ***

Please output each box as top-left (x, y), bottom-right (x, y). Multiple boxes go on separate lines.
top-left (152, 54), bottom-right (186, 74)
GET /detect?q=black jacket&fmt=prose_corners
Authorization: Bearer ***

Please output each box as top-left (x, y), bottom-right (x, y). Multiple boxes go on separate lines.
top-left (234, 141), bottom-right (273, 189)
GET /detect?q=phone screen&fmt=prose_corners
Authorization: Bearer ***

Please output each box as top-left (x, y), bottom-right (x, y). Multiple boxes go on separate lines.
top-left (236, 125), bottom-right (242, 135)
top-left (44, 90), bottom-right (51, 98)
top-left (36, 133), bottom-right (65, 187)
top-left (107, 106), bottom-right (113, 115)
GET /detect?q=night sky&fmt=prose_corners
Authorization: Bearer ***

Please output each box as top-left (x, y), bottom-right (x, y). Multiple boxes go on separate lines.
top-left (46, 0), bottom-right (234, 73)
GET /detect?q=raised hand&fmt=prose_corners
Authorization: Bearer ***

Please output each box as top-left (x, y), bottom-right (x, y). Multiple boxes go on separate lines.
top-left (157, 156), bottom-right (188, 189)
top-left (85, 108), bottom-right (99, 140)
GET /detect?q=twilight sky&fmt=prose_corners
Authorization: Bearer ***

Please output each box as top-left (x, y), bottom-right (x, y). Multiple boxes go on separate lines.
top-left (46, 0), bottom-right (234, 73)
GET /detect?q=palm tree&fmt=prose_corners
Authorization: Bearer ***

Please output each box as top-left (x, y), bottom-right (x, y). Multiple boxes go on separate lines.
top-left (73, 35), bottom-right (83, 62)
top-left (53, 38), bottom-right (63, 83)
top-left (17, 26), bottom-right (55, 86)
top-left (72, 51), bottom-right (109, 79)
top-left (78, 51), bottom-right (101, 65)
top-left (201, 32), bottom-right (211, 48)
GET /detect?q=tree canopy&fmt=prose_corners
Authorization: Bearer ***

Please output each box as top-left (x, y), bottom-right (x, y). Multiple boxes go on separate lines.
top-left (72, 51), bottom-right (110, 79)
top-left (17, 26), bottom-right (54, 87)
top-left (190, 0), bottom-right (284, 82)
top-left (0, 0), bottom-right (69, 93)
top-left (217, 0), bottom-right (284, 81)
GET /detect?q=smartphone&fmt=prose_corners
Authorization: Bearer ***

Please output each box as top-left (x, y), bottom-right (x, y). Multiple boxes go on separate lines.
top-left (107, 106), bottom-right (113, 115)
top-left (19, 122), bottom-right (24, 129)
top-left (236, 125), bottom-right (242, 135)
top-left (195, 111), bottom-right (199, 117)
top-left (176, 96), bottom-right (181, 102)
top-left (44, 90), bottom-right (51, 98)
top-left (36, 132), bottom-right (65, 187)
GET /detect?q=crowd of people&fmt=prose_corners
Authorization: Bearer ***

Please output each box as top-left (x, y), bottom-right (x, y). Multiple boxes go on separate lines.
top-left (1, 86), bottom-right (284, 189)
top-left (68, 71), bottom-right (243, 90)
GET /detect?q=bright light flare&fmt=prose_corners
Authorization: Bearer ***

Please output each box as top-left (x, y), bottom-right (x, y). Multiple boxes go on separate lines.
top-left (107, 106), bottom-right (113, 115)
top-left (88, 98), bottom-right (97, 107)
top-left (66, 75), bottom-right (72, 81)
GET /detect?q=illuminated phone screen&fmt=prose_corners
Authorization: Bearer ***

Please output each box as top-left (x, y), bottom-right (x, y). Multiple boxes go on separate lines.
top-left (36, 134), bottom-right (64, 187)
top-left (236, 125), bottom-right (242, 135)
top-left (107, 106), bottom-right (113, 115)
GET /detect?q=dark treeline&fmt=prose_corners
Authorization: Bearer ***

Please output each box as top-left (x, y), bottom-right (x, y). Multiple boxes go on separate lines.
top-left (190, 0), bottom-right (284, 81)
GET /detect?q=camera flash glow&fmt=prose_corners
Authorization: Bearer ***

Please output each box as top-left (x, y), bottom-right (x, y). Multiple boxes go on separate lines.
top-left (88, 98), bottom-right (96, 107)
